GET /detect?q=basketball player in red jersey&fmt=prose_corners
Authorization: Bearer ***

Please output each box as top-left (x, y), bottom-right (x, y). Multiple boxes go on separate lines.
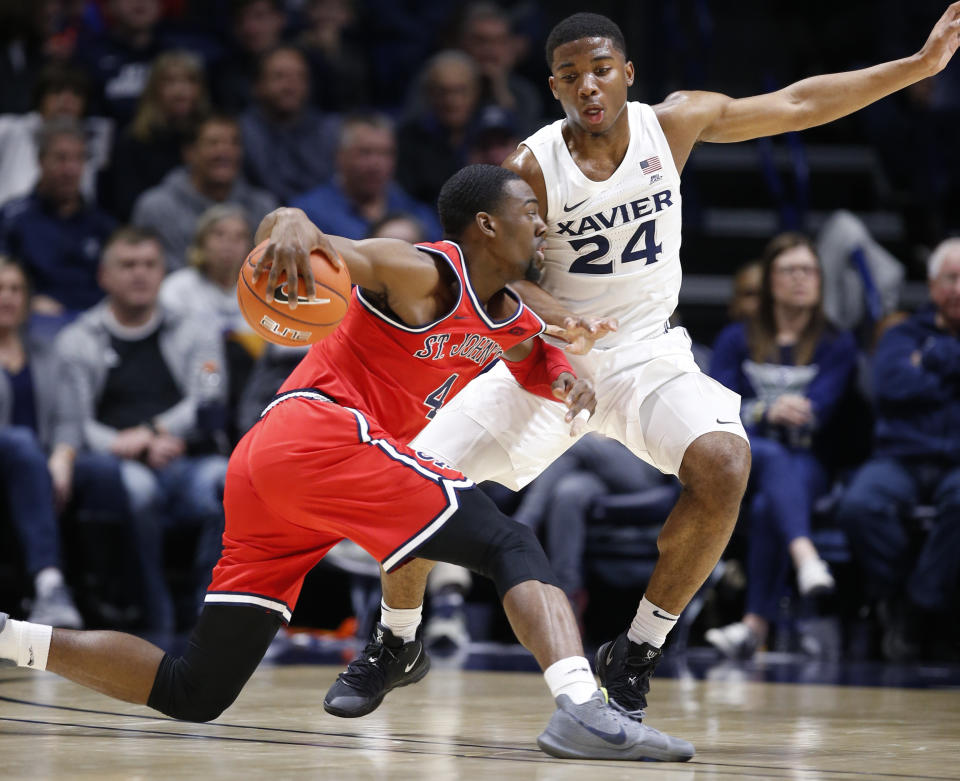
top-left (0, 165), bottom-right (695, 762)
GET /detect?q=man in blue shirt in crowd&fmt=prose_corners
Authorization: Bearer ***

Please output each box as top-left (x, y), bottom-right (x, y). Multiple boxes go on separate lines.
top-left (292, 113), bottom-right (440, 241)
top-left (837, 237), bottom-right (960, 662)
top-left (0, 118), bottom-right (115, 342)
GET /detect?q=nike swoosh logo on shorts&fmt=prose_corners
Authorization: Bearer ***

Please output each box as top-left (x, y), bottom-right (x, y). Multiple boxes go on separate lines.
top-left (716, 418), bottom-right (739, 425)
top-left (565, 710), bottom-right (627, 745)
top-left (652, 610), bottom-right (677, 621)
top-left (405, 646), bottom-right (422, 673)
top-left (563, 197), bottom-right (589, 212)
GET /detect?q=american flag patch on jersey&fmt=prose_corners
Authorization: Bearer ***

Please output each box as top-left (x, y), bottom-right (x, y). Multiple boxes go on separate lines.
top-left (640, 155), bottom-right (662, 173)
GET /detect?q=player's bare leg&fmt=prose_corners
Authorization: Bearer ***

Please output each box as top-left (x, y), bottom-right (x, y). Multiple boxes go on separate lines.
top-left (647, 432), bottom-right (750, 611)
top-left (596, 431), bottom-right (750, 715)
top-left (46, 629), bottom-right (165, 704)
top-left (380, 559), bottom-right (433, 608)
top-left (500, 580), bottom-right (582, 667)
top-left (2, 606), bottom-right (283, 723)
top-left (0, 618), bottom-right (163, 705)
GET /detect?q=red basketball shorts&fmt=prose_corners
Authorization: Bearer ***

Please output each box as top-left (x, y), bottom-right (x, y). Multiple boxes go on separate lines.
top-left (205, 389), bottom-right (472, 623)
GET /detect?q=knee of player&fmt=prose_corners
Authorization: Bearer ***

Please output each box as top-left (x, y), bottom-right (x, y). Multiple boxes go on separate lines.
top-left (683, 432), bottom-right (751, 497)
top-left (149, 656), bottom-right (240, 723)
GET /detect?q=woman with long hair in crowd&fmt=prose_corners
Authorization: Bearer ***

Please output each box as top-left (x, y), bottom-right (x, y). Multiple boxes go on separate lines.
top-left (104, 50), bottom-right (211, 220)
top-left (706, 233), bottom-right (858, 658)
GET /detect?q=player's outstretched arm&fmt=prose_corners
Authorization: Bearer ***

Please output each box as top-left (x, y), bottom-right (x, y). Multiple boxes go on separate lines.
top-left (658, 2), bottom-right (960, 156)
top-left (251, 207), bottom-right (435, 307)
top-left (511, 280), bottom-right (618, 354)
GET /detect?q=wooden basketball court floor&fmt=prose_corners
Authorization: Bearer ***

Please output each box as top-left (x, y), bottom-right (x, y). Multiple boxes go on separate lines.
top-left (1, 661), bottom-right (957, 780)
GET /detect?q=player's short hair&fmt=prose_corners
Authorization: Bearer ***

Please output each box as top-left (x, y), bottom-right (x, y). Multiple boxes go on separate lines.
top-left (545, 12), bottom-right (626, 68)
top-left (927, 237), bottom-right (960, 280)
top-left (437, 164), bottom-right (522, 240)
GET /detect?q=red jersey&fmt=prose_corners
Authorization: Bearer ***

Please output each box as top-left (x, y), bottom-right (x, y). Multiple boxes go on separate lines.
top-left (279, 240), bottom-right (545, 442)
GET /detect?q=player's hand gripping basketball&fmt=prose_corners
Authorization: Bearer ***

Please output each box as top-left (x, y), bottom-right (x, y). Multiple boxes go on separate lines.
top-left (251, 207), bottom-right (343, 310)
top-left (918, 2), bottom-right (960, 75)
top-left (544, 316), bottom-right (619, 355)
top-left (552, 373), bottom-right (596, 436)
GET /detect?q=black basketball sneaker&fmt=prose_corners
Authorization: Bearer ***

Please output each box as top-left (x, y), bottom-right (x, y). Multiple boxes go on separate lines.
top-left (594, 632), bottom-right (662, 718)
top-left (323, 622), bottom-right (431, 718)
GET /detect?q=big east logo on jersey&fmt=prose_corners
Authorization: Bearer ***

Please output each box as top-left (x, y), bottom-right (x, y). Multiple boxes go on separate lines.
top-left (413, 332), bottom-right (504, 365)
top-left (556, 188), bottom-right (674, 237)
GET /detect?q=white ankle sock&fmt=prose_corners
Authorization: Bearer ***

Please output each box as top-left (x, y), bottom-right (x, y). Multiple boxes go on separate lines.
top-left (627, 595), bottom-right (679, 649)
top-left (0, 618), bottom-right (52, 670)
top-left (544, 656), bottom-right (598, 705)
top-left (380, 600), bottom-right (422, 643)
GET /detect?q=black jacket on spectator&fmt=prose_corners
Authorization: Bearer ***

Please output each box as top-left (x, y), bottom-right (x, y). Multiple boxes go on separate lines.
top-left (102, 125), bottom-right (190, 222)
top-left (872, 306), bottom-right (960, 462)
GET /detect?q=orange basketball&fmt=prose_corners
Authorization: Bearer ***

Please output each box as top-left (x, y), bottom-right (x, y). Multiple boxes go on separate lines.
top-left (237, 239), bottom-right (352, 346)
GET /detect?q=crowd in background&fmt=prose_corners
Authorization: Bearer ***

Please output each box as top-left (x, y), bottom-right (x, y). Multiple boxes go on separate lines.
top-left (0, 0), bottom-right (958, 664)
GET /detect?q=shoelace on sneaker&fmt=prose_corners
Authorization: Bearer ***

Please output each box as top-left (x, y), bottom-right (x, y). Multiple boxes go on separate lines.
top-left (337, 639), bottom-right (398, 694)
top-left (608, 649), bottom-right (658, 710)
top-left (607, 697), bottom-right (646, 722)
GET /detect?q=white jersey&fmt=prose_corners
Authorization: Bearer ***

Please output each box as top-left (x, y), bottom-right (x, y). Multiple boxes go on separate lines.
top-left (523, 101), bottom-right (682, 346)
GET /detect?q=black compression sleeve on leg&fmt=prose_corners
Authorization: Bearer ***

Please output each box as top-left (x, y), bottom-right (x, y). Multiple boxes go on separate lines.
top-left (414, 487), bottom-right (561, 599)
top-left (147, 604), bottom-right (282, 722)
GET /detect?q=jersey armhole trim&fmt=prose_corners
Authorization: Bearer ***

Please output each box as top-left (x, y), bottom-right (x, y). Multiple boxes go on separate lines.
top-left (353, 243), bottom-right (464, 334)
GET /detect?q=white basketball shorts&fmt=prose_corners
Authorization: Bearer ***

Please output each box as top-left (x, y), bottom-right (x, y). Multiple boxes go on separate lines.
top-left (411, 327), bottom-right (747, 490)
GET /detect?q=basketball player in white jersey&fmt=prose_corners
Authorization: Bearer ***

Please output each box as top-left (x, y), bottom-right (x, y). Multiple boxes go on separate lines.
top-left (314, 7), bottom-right (960, 721)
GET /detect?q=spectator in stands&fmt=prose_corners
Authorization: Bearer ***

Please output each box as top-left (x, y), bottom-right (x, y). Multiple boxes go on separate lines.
top-left (707, 232), bottom-right (857, 658)
top-left (211, 0), bottom-right (288, 114)
top-left (367, 212), bottom-right (428, 244)
top-left (0, 255), bottom-right (83, 628)
top-left (455, 2), bottom-right (543, 135)
top-left (836, 237), bottom-right (960, 662)
top-left (240, 45), bottom-right (339, 204)
top-left (297, 0), bottom-right (370, 112)
top-left (160, 204), bottom-right (253, 338)
top-left (729, 260), bottom-right (763, 322)
top-left (292, 113), bottom-right (440, 241)
top-left (73, 0), bottom-right (182, 124)
top-left (0, 118), bottom-right (116, 341)
top-left (132, 114), bottom-right (277, 270)
top-left (55, 227), bottom-right (229, 632)
top-left (104, 50), bottom-right (211, 221)
top-left (467, 104), bottom-right (521, 167)
top-left (396, 50), bottom-right (482, 206)
top-left (160, 204), bottom-right (258, 444)
top-left (0, 63), bottom-right (111, 209)
top-left (512, 434), bottom-right (667, 626)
